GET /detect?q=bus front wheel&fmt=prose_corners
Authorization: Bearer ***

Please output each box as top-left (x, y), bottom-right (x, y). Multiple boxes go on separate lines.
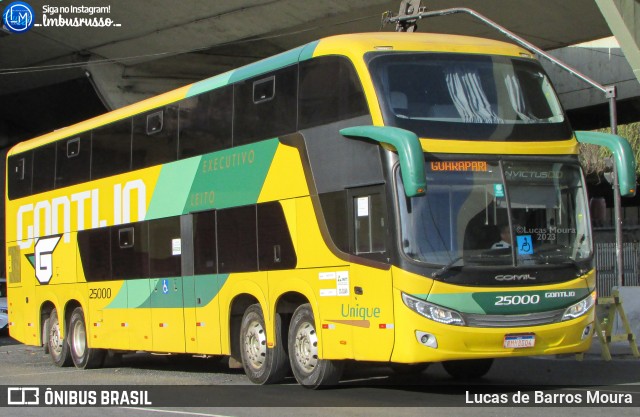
top-left (288, 304), bottom-right (343, 389)
top-left (442, 358), bottom-right (493, 380)
top-left (69, 307), bottom-right (105, 369)
top-left (239, 304), bottom-right (288, 384)
top-left (48, 308), bottom-right (72, 367)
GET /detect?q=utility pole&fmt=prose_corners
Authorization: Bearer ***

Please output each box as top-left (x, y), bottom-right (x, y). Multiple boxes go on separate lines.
top-left (392, 0), bottom-right (423, 32)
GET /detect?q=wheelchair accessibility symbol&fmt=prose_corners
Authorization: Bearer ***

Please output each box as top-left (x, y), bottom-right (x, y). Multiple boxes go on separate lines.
top-left (162, 279), bottom-right (169, 294)
top-left (516, 235), bottom-right (534, 255)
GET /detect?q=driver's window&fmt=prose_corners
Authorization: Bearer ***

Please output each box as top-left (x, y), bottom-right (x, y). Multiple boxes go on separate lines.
top-left (349, 186), bottom-right (388, 260)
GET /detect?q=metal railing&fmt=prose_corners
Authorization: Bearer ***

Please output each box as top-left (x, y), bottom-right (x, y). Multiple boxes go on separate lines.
top-left (595, 242), bottom-right (640, 296)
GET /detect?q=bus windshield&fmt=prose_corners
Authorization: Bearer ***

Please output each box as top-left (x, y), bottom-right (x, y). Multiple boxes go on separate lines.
top-left (368, 52), bottom-right (573, 141)
top-left (396, 160), bottom-right (592, 270)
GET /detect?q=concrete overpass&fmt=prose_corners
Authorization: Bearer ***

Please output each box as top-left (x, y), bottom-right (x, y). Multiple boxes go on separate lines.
top-left (0, 0), bottom-right (629, 148)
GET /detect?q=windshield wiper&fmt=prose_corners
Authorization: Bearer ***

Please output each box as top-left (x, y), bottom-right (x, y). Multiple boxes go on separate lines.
top-left (543, 257), bottom-right (589, 275)
top-left (431, 256), bottom-right (464, 278)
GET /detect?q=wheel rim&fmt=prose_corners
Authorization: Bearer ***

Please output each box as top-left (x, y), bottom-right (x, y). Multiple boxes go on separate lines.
top-left (243, 319), bottom-right (266, 370)
top-left (293, 321), bottom-right (318, 374)
top-left (72, 320), bottom-right (86, 359)
top-left (50, 321), bottom-right (63, 357)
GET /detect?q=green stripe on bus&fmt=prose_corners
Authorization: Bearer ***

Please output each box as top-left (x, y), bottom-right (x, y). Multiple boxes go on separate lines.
top-left (146, 157), bottom-right (202, 220)
top-left (228, 41), bottom-right (319, 84)
top-left (185, 40), bottom-right (319, 98)
top-left (420, 288), bottom-right (591, 315)
top-left (186, 72), bottom-right (234, 98)
top-left (105, 275), bottom-right (229, 310)
top-left (145, 140), bottom-right (279, 218)
top-left (183, 139), bottom-right (279, 212)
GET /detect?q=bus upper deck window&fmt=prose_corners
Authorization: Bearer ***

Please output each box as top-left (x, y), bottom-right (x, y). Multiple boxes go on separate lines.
top-left (14, 157), bottom-right (25, 180)
top-left (67, 137), bottom-right (80, 158)
top-left (146, 111), bottom-right (164, 135)
top-left (253, 76), bottom-right (275, 104)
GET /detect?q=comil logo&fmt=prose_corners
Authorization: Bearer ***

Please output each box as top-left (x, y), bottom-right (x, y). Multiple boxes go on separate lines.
top-left (2, 1), bottom-right (35, 33)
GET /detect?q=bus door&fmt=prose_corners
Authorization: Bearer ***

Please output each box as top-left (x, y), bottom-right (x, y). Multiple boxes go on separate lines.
top-left (148, 217), bottom-right (185, 353)
top-left (6, 244), bottom-right (34, 344)
top-left (181, 212), bottom-right (223, 354)
top-left (107, 223), bottom-right (151, 351)
top-left (348, 186), bottom-right (395, 361)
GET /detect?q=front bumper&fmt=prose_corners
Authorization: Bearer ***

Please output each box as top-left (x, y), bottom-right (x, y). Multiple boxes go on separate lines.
top-left (391, 294), bottom-right (594, 363)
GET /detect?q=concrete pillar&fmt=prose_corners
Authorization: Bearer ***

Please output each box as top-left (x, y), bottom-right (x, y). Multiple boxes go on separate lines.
top-left (596, 0), bottom-right (640, 82)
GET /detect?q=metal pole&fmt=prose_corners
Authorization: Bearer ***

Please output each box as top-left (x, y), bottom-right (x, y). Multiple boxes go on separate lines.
top-left (607, 87), bottom-right (624, 287)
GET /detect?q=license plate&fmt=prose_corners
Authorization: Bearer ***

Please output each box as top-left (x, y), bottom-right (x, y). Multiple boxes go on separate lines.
top-left (503, 333), bottom-right (535, 349)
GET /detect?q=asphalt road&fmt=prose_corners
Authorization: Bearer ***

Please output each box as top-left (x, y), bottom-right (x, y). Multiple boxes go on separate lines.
top-left (0, 331), bottom-right (639, 417)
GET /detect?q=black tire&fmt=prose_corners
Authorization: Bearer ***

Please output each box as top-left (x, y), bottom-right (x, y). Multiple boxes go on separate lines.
top-left (239, 304), bottom-right (289, 384)
top-left (390, 363), bottom-right (430, 375)
top-left (288, 304), bottom-right (343, 389)
top-left (103, 350), bottom-right (124, 368)
top-left (42, 315), bottom-right (50, 354)
top-left (68, 307), bottom-right (105, 369)
top-left (442, 358), bottom-right (493, 380)
top-left (48, 308), bottom-right (72, 367)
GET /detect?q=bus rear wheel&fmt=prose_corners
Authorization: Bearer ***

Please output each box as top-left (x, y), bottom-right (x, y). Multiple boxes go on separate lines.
top-left (42, 315), bottom-right (50, 354)
top-left (48, 308), bottom-right (72, 367)
top-left (442, 358), bottom-right (493, 380)
top-left (69, 307), bottom-right (105, 369)
top-left (288, 304), bottom-right (343, 389)
top-left (239, 304), bottom-right (288, 384)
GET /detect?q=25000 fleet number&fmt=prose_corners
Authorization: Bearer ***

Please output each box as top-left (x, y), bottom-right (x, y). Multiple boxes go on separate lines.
top-left (89, 288), bottom-right (112, 299)
top-left (495, 294), bottom-right (540, 306)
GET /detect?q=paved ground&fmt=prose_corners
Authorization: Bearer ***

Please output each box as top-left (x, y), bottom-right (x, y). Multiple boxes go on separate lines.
top-left (0, 330), bottom-right (638, 416)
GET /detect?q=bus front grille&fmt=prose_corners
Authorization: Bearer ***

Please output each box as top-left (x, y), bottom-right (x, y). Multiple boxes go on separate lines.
top-left (463, 309), bottom-right (566, 328)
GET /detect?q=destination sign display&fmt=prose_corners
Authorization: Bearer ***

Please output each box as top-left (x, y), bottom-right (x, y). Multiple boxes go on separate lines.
top-left (429, 161), bottom-right (488, 172)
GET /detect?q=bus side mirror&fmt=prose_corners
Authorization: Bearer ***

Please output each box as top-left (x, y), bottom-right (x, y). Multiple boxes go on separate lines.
top-left (340, 126), bottom-right (426, 197)
top-left (575, 131), bottom-right (637, 197)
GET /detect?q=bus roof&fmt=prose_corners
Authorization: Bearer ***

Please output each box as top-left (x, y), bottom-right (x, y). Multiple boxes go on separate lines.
top-left (9, 32), bottom-right (528, 156)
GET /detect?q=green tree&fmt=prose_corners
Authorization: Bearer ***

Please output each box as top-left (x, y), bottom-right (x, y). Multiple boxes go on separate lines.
top-left (579, 122), bottom-right (640, 175)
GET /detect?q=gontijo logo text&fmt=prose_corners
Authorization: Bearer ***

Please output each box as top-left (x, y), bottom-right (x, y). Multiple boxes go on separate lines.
top-left (2, 1), bottom-right (35, 33)
top-left (16, 179), bottom-right (147, 250)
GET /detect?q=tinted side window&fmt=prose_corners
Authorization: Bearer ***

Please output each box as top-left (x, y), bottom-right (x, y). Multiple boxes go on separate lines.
top-left (257, 202), bottom-right (297, 270)
top-left (179, 86), bottom-right (233, 159)
top-left (92, 119), bottom-right (132, 180)
top-left (148, 217), bottom-right (181, 278)
top-left (299, 56), bottom-right (368, 129)
top-left (350, 187), bottom-right (387, 258)
top-left (132, 106), bottom-right (179, 170)
top-left (234, 66), bottom-right (297, 146)
top-left (78, 227), bottom-right (112, 281)
top-left (193, 210), bottom-right (217, 275)
top-left (56, 134), bottom-right (91, 188)
top-left (7, 153), bottom-right (32, 200)
top-left (111, 222), bottom-right (149, 279)
top-left (319, 191), bottom-right (349, 253)
top-left (32, 144), bottom-right (56, 194)
top-left (217, 205), bottom-right (257, 273)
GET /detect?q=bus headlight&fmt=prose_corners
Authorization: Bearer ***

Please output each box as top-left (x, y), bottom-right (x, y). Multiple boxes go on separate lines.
top-left (401, 293), bottom-right (465, 326)
top-left (562, 291), bottom-right (596, 321)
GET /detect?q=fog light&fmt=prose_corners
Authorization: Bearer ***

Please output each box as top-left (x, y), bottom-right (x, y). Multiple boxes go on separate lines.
top-left (416, 331), bottom-right (438, 348)
top-left (582, 324), bottom-right (593, 340)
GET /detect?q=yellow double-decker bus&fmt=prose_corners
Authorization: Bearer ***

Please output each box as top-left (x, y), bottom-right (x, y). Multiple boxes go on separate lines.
top-left (5, 32), bottom-right (636, 388)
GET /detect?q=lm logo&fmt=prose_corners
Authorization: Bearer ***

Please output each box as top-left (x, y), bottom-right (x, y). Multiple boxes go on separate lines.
top-left (2, 1), bottom-right (35, 33)
top-left (26, 235), bottom-right (61, 285)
